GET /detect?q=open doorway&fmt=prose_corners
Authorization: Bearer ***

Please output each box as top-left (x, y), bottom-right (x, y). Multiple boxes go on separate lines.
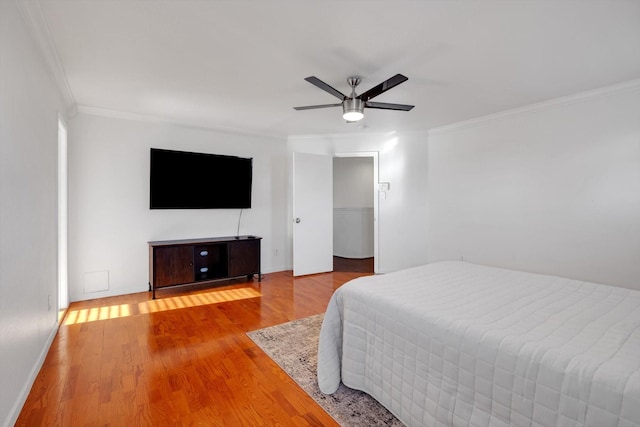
top-left (333, 153), bottom-right (378, 273)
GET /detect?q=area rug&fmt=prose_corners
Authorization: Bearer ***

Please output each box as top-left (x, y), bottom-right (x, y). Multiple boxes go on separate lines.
top-left (246, 314), bottom-right (404, 426)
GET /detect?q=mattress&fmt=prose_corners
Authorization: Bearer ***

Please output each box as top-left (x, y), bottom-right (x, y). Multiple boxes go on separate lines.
top-left (317, 261), bottom-right (640, 427)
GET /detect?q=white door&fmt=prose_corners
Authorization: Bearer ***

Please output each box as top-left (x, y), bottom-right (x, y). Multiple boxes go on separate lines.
top-left (293, 152), bottom-right (333, 276)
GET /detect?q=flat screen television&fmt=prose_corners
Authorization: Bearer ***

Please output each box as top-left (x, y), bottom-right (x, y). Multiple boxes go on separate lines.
top-left (150, 148), bottom-right (252, 209)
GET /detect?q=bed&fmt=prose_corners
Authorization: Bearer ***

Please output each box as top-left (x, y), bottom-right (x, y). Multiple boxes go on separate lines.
top-left (317, 261), bottom-right (640, 427)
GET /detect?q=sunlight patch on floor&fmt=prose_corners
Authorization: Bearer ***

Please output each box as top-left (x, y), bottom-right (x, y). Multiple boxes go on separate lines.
top-left (63, 286), bottom-right (261, 325)
top-left (141, 287), bottom-right (261, 314)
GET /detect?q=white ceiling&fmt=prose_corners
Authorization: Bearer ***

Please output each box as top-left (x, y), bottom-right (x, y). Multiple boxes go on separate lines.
top-left (29, 0), bottom-right (640, 137)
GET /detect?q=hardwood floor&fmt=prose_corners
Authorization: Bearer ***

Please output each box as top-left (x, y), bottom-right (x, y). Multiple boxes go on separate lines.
top-left (333, 256), bottom-right (374, 273)
top-left (17, 270), bottom-right (372, 426)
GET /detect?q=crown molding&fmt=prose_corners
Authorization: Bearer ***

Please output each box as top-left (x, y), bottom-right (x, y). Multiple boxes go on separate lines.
top-left (287, 128), bottom-right (429, 141)
top-left (428, 78), bottom-right (640, 136)
top-left (287, 130), bottom-right (387, 141)
top-left (16, 0), bottom-right (76, 110)
top-left (76, 105), bottom-right (286, 141)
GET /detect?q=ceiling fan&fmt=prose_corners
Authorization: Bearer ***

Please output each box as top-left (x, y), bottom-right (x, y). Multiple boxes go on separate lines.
top-left (293, 74), bottom-right (414, 122)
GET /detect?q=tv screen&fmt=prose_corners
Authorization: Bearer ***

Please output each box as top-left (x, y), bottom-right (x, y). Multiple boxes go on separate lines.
top-left (150, 148), bottom-right (252, 209)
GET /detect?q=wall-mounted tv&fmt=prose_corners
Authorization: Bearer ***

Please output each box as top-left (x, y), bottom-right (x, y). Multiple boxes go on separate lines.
top-left (150, 148), bottom-right (252, 209)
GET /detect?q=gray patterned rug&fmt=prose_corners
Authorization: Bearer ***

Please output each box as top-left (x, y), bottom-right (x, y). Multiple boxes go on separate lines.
top-left (247, 314), bottom-right (404, 426)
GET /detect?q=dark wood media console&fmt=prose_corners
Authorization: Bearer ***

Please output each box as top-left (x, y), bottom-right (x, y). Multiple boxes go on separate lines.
top-left (148, 235), bottom-right (261, 299)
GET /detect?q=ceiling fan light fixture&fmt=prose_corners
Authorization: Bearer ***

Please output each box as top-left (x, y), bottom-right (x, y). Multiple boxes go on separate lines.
top-left (342, 98), bottom-right (364, 122)
top-left (294, 74), bottom-right (413, 122)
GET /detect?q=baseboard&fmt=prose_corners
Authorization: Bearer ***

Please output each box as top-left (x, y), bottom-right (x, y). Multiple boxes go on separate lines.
top-left (70, 266), bottom-right (297, 302)
top-left (3, 321), bottom-right (59, 427)
top-left (70, 284), bottom-right (149, 302)
top-left (69, 270), bottom-right (300, 302)
top-left (333, 254), bottom-right (375, 259)
top-left (262, 265), bottom-right (289, 274)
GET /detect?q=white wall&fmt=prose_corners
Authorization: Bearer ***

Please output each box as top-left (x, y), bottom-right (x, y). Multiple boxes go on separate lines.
top-left (68, 113), bottom-right (288, 301)
top-left (0, 1), bottom-right (67, 425)
top-left (333, 208), bottom-right (374, 258)
top-left (333, 157), bottom-right (374, 258)
top-left (333, 157), bottom-right (374, 208)
top-left (288, 131), bottom-right (429, 273)
top-left (427, 85), bottom-right (640, 290)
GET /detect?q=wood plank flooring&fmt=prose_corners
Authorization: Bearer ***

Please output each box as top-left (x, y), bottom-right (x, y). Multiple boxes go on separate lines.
top-left (333, 256), bottom-right (374, 273)
top-left (17, 267), bottom-right (373, 426)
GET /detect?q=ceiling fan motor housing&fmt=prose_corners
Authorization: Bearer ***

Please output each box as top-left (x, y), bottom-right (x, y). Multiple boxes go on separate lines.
top-left (343, 98), bottom-right (364, 121)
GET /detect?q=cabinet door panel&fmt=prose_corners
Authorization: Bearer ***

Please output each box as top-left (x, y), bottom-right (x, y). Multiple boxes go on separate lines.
top-left (154, 246), bottom-right (194, 287)
top-left (228, 240), bottom-right (260, 277)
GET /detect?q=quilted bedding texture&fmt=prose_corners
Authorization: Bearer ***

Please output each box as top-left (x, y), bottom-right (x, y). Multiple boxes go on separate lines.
top-left (317, 261), bottom-right (640, 427)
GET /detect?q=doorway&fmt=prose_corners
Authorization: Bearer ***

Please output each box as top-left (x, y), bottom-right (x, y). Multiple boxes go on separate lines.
top-left (332, 152), bottom-right (378, 273)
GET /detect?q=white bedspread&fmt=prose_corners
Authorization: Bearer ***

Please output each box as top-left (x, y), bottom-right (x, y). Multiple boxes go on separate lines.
top-left (317, 261), bottom-right (640, 427)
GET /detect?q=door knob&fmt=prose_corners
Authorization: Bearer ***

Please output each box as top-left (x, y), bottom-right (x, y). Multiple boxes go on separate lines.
top-left (295, 218), bottom-right (301, 223)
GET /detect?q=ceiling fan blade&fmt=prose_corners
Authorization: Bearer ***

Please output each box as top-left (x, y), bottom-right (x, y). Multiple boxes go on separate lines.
top-left (304, 76), bottom-right (346, 100)
top-left (365, 101), bottom-right (414, 111)
top-left (357, 74), bottom-right (408, 102)
top-left (293, 103), bottom-right (342, 111)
